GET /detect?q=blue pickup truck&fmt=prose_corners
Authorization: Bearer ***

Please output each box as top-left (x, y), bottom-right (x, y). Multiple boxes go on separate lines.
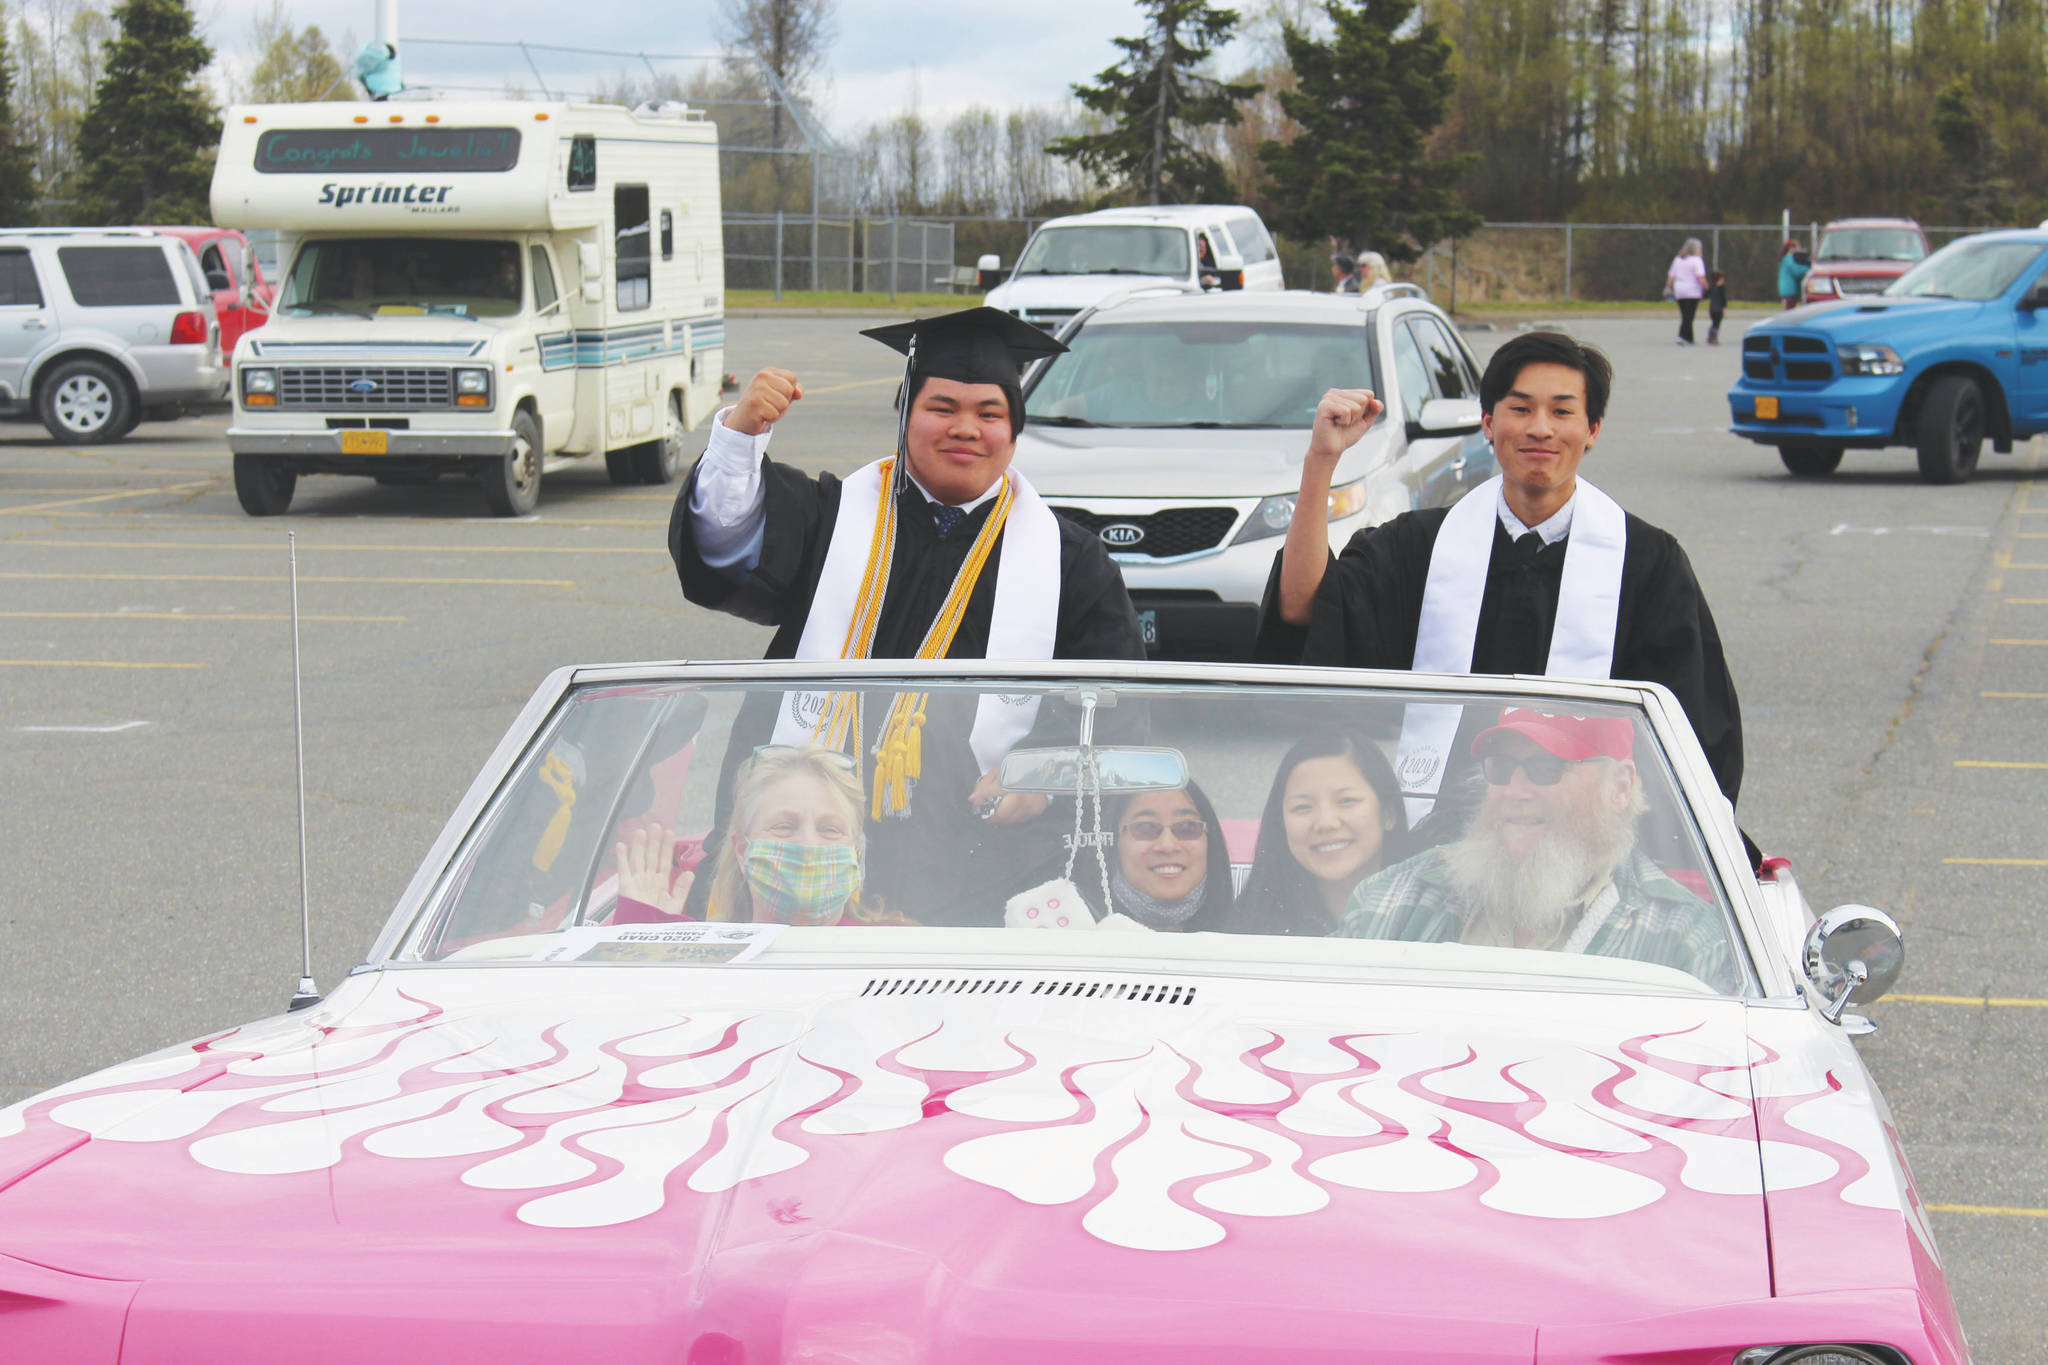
top-left (1727, 228), bottom-right (2048, 482)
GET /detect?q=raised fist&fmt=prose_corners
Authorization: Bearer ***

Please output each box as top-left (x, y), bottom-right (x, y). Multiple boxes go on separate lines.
top-left (1305, 388), bottom-right (1385, 464)
top-left (726, 368), bottom-right (804, 435)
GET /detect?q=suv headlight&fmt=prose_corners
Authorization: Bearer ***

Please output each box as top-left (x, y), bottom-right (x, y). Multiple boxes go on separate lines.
top-left (1233, 478), bottom-right (1369, 544)
top-left (454, 367), bottom-right (492, 407)
top-left (1837, 344), bottom-right (1904, 376)
top-left (240, 367), bottom-right (276, 405)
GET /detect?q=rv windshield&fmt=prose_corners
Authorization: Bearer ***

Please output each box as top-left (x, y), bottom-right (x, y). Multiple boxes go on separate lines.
top-left (281, 237), bottom-right (523, 319)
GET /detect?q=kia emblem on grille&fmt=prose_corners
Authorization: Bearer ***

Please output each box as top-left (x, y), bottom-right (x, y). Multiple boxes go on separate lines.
top-left (1100, 523), bottom-right (1145, 547)
top-left (349, 379), bottom-right (379, 394)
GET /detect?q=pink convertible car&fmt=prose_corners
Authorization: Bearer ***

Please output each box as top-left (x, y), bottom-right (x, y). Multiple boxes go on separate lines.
top-left (0, 661), bottom-right (1966, 1365)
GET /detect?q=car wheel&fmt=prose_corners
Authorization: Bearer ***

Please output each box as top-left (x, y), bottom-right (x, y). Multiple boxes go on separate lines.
top-left (479, 408), bottom-right (543, 516)
top-left (1915, 374), bottom-right (1984, 484)
top-left (38, 357), bottom-right (136, 444)
top-left (1777, 443), bottom-right (1843, 477)
top-left (631, 394), bottom-right (687, 484)
top-left (232, 454), bottom-right (297, 516)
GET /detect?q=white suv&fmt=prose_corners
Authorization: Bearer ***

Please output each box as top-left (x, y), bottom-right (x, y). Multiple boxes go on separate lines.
top-left (0, 228), bottom-right (227, 442)
top-left (982, 205), bottom-right (1286, 334)
top-left (1014, 285), bottom-right (1497, 658)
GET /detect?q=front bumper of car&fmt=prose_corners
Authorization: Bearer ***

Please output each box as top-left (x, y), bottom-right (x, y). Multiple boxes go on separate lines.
top-left (1725, 374), bottom-right (1908, 448)
top-left (225, 426), bottom-right (519, 458)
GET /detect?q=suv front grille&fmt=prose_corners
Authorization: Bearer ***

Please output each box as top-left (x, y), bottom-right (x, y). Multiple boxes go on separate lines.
top-left (1741, 333), bottom-right (1835, 383)
top-left (1052, 506), bottom-right (1239, 558)
top-left (276, 366), bottom-right (453, 409)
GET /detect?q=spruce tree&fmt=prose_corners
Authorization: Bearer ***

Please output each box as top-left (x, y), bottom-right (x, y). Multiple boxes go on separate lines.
top-left (75, 0), bottom-right (220, 225)
top-left (0, 25), bottom-right (39, 225)
top-left (1257, 0), bottom-right (1478, 261)
top-left (1047, 0), bottom-right (1260, 205)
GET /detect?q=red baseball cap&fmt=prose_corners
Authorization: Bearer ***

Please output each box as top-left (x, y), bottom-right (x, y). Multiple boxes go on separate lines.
top-left (1472, 708), bottom-right (1634, 762)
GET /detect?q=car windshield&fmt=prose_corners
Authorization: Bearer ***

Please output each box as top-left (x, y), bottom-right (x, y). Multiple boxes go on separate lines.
top-left (1026, 321), bottom-right (1373, 428)
top-left (1817, 227), bottom-right (1925, 262)
top-left (280, 237), bottom-right (521, 318)
top-left (1884, 237), bottom-right (2045, 300)
top-left (1015, 226), bottom-right (1190, 278)
top-left (392, 673), bottom-right (1755, 999)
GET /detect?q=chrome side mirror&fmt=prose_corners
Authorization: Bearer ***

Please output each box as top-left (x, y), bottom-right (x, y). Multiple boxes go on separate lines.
top-left (1801, 904), bottom-right (1903, 1024)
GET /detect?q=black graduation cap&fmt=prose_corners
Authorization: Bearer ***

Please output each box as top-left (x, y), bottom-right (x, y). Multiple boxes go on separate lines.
top-left (859, 306), bottom-right (1067, 390)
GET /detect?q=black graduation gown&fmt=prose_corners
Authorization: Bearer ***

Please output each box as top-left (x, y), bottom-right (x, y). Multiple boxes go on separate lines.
top-left (1252, 508), bottom-right (1746, 808)
top-left (669, 452), bottom-right (1148, 924)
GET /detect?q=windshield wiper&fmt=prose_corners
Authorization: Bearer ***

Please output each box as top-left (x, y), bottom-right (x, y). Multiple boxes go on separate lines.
top-left (1031, 415), bottom-right (1099, 427)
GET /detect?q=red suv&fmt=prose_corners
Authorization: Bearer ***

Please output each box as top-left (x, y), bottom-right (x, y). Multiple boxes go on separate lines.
top-left (151, 226), bottom-right (274, 353)
top-left (1801, 217), bottom-right (1929, 303)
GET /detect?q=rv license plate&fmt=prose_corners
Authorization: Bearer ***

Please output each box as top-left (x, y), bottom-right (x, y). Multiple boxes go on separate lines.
top-left (1754, 396), bottom-right (1779, 420)
top-left (1137, 610), bottom-right (1158, 645)
top-left (340, 430), bottom-right (388, 455)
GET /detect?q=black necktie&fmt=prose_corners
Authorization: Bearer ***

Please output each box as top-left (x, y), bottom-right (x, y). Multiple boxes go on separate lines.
top-left (1514, 530), bottom-right (1544, 560)
top-left (931, 503), bottom-right (967, 536)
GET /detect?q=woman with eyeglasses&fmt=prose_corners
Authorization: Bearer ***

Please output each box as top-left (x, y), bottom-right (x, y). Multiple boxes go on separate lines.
top-left (1234, 734), bottom-right (1410, 936)
top-left (1102, 782), bottom-right (1233, 931)
top-left (615, 745), bottom-right (871, 926)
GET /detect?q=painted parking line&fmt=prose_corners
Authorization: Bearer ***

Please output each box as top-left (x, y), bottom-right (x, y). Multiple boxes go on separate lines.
top-left (1926, 1204), bottom-right (2048, 1218)
top-left (14, 720), bottom-right (149, 733)
top-left (0, 611), bottom-right (407, 623)
top-left (1889, 993), bottom-right (2048, 1007)
top-left (1954, 760), bottom-right (2048, 769)
top-left (1982, 691), bottom-right (2048, 699)
top-left (0, 482), bottom-right (214, 516)
top-left (0, 571), bottom-right (576, 587)
top-left (1942, 857), bottom-right (2048, 867)
top-left (0, 659), bottom-right (202, 669)
top-left (14, 539), bottom-right (666, 555)
top-left (1990, 638), bottom-right (2048, 646)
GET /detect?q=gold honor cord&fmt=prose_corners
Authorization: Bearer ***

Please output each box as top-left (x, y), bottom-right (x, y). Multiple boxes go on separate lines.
top-left (803, 458), bottom-right (1018, 818)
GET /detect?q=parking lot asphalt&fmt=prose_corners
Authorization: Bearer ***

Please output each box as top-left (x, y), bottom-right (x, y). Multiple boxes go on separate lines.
top-left (2, 308), bottom-right (2042, 1357)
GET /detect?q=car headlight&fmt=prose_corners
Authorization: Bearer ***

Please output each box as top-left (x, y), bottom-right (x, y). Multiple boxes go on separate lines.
top-left (1837, 344), bottom-right (1904, 376)
top-left (240, 367), bottom-right (276, 405)
top-left (1233, 479), bottom-right (1369, 544)
top-left (454, 367), bottom-right (492, 406)
top-left (1734, 1346), bottom-right (1897, 1365)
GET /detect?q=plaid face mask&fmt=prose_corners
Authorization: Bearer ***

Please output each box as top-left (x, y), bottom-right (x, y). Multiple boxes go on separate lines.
top-left (742, 839), bottom-right (862, 925)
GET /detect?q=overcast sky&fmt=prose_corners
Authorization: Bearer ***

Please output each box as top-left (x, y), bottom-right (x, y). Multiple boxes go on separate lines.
top-left (196, 1), bottom-right (1257, 132)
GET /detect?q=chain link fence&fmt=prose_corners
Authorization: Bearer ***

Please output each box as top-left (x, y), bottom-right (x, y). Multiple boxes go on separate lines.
top-left (724, 215), bottom-right (960, 296)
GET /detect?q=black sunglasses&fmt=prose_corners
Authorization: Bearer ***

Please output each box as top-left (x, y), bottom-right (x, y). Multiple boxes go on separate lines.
top-left (1479, 752), bottom-right (1582, 787)
top-left (1120, 818), bottom-right (1208, 843)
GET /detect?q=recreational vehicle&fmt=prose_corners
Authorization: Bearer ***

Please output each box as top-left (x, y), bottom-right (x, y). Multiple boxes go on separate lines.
top-left (211, 100), bottom-right (724, 516)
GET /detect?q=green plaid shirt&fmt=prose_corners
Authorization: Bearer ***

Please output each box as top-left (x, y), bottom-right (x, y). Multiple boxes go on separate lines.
top-left (1334, 846), bottom-right (1740, 993)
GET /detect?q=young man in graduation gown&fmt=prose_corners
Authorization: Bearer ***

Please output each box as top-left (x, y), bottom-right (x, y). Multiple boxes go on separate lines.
top-left (669, 306), bottom-right (1148, 923)
top-left (1254, 330), bottom-right (1746, 837)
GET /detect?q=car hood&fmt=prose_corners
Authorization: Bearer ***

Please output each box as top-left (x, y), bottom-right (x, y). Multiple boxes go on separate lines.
top-left (237, 312), bottom-right (501, 362)
top-left (0, 967), bottom-right (1920, 1363)
top-left (1808, 259), bottom-right (1915, 276)
top-left (1015, 425), bottom-right (1386, 499)
top-left (988, 272), bottom-right (1185, 310)
top-left (1761, 294), bottom-right (1986, 342)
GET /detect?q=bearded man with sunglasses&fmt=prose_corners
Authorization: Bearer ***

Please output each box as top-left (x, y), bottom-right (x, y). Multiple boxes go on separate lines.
top-left (1334, 709), bottom-right (1737, 993)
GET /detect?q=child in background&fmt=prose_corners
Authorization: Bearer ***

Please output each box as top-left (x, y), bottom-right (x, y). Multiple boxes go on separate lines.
top-left (1706, 270), bottom-right (1728, 345)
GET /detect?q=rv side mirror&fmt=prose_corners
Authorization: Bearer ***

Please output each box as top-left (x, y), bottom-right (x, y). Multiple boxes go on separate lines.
top-left (976, 253), bottom-right (1005, 290)
top-left (1215, 252), bottom-right (1246, 292)
top-left (578, 241), bottom-right (603, 304)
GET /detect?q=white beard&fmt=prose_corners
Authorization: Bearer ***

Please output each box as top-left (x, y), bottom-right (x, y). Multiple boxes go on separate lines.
top-left (1444, 793), bottom-right (1637, 950)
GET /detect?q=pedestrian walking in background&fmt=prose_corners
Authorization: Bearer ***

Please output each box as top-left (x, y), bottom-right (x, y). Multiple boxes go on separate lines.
top-left (1331, 252), bottom-right (1360, 293)
top-left (1706, 270), bottom-right (1728, 345)
top-left (1665, 238), bottom-right (1708, 345)
top-left (1357, 251), bottom-right (1393, 291)
top-left (1777, 239), bottom-right (1810, 309)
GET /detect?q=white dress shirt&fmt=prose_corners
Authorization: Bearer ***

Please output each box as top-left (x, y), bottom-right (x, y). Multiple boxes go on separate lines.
top-left (1496, 483), bottom-right (1576, 545)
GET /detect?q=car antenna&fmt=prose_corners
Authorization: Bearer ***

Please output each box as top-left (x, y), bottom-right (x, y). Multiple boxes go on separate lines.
top-left (286, 532), bottom-right (320, 1012)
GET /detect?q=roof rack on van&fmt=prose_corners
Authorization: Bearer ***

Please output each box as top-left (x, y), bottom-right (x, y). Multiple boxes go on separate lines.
top-left (0, 227), bottom-right (169, 239)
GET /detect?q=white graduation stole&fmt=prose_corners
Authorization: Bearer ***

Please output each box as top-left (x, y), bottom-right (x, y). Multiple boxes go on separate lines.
top-left (773, 458), bottom-right (1061, 774)
top-left (1394, 474), bottom-right (1627, 821)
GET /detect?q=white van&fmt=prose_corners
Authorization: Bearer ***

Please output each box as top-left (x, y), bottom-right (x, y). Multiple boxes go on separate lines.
top-left (981, 205), bottom-right (1284, 332)
top-left (211, 99), bottom-right (724, 516)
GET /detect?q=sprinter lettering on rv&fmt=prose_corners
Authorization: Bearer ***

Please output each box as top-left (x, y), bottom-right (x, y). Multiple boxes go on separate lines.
top-left (317, 183), bottom-right (455, 209)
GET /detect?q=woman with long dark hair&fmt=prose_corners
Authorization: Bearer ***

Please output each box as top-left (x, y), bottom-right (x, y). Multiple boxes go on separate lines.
top-left (1234, 735), bottom-right (1410, 936)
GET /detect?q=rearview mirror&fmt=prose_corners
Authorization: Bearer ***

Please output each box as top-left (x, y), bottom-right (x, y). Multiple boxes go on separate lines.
top-left (998, 746), bottom-right (1188, 796)
top-left (578, 241), bottom-right (602, 304)
top-left (976, 253), bottom-right (1005, 290)
top-left (1415, 397), bottom-right (1483, 436)
top-left (2020, 280), bottom-right (2048, 310)
top-left (1801, 904), bottom-right (1903, 1024)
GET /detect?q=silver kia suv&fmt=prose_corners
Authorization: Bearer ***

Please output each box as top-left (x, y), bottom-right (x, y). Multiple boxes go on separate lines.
top-left (0, 228), bottom-right (228, 443)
